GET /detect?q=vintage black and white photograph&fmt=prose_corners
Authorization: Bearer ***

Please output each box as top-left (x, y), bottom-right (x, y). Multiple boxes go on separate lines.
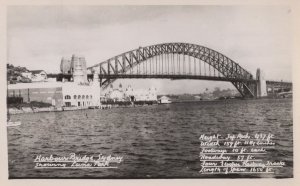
top-left (5, 5), bottom-right (293, 179)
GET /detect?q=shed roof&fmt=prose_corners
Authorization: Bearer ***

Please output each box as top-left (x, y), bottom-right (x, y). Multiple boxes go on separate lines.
top-left (30, 70), bottom-right (46, 74)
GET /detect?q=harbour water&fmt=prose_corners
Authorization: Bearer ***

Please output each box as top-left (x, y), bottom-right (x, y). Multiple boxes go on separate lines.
top-left (7, 98), bottom-right (293, 178)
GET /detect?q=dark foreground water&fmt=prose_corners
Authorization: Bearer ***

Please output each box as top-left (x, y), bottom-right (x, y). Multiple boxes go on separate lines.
top-left (7, 99), bottom-right (293, 178)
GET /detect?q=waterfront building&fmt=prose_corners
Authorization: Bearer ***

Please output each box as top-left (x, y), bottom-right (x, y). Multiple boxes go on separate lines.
top-left (194, 95), bottom-right (201, 100)
top-left (62, 81), bottom-right (100, 107)
top-left (158, 96), bottom-right (172, 104)
top-left (201, 91), bottom-right (214, 100)
top-left (8, 54), bottom-right (159, 108)
top-left (21, 72), bottom-right (32, 79)
top-left (8, 82), bottom-right (64, 107)
top-left (103, 85), bottom-right (158, 102)
top-left (8, 55), bottom-right (101, 108)
top-left (31, 70), bottom-right (47, 82)
top-left (7, 80), bottom-right (101, 108)
top-left (124, 85), bottom-right (157, 101)
top-left (20, 70), bottom-right (47, 82)
top-left (108, 89), bottom-right (125, 102)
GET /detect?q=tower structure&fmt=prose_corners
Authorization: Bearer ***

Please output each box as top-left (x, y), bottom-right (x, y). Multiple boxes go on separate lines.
top-left (256, 68), bottom-right (267, 97)
top-left (60, 57), bottom-right (71, 74)
top-left (72, 54), bottom-right (86, 84)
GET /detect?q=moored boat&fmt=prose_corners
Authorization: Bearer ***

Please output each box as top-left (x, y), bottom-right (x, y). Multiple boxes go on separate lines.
top-left (7, 121), bottom-right (21, 127)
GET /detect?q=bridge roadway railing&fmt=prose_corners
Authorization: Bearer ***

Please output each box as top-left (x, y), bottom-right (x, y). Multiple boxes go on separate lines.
top-left (97, 74), bottom-right (257, 83)
top-left (50, 73), bottom-right (294, 97)
top-left (266, 80), bottom-right (292, 87)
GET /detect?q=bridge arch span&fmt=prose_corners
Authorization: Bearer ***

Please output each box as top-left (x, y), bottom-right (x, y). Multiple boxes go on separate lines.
top-left (87, 42), bottom-right (257, 97)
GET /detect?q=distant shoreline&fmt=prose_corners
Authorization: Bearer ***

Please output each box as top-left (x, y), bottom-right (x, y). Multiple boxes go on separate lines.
top-left (7, 97), bottom-right (292, 115)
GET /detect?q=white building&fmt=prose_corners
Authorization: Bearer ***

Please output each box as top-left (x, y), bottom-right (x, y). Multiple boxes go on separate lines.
top-left (108, 89), bottom-right (125, 102)
top-left (21, 72), bottom-right (32, 79)
top-left (62, 81), bottom-right (100, 107)
top-left (21, 70), bottom-right (47, 82)
top-left (61, 56), bottom-right (100, 107)
top-left (31, 70), bottom-right (47, 82)
top-left (8, 55), bottom-right (101, 109)
top-left (158, 96), bottom-right (172, 104)
top-left (124, 85), bottom-right (157, 101)
top-left (7, 80), bottom-right (101, 108)
top-left (103, 85), bottom-right (158, 102)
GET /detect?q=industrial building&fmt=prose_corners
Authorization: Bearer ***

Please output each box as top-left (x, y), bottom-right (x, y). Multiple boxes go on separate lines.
top-left (8, 82), bottom-right (63, 107)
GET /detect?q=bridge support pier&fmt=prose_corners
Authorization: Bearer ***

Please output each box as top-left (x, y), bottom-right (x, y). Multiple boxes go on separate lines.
top-left (256, 68), bottom-right (267, 97)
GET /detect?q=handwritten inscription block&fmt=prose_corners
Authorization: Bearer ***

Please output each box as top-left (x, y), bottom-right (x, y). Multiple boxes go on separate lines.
top-left (33, 153), bottom-right (123, 169)
top-left (198, 133), bottom-right (285, 175)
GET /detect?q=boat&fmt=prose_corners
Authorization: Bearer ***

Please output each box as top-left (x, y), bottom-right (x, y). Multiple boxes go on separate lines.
top-left (7, 121), bottom-right (21, 127)
top-left (62, 106), bottom-right (79, 111)
top-left (277, 91), bottom-right (292, 98)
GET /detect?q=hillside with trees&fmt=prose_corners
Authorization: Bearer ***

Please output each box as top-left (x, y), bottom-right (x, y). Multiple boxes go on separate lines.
top-left (7, 64), bottom-right (32, 84)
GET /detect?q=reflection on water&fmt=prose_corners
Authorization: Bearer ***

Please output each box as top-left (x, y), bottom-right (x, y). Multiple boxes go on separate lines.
top-left (7, 99), bottom-right (293, 178)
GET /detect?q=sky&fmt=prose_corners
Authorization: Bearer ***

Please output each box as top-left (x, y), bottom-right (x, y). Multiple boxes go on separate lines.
top-left (7, 5), bottom-right (292, 94)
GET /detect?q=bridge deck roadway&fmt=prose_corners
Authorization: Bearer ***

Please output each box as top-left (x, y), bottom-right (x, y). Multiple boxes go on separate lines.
top-left (97, 74), bottom-right (257, 83)
top-left (50, 73), bottom-right (291, 87)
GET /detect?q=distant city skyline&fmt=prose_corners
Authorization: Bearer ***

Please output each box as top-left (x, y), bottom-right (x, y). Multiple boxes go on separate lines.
top-left (7, 6), bottom-right (292, 94)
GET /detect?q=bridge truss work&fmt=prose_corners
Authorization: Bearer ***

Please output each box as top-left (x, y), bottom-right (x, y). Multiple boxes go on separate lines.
top-left (87, 42), bottom-right (289, 98)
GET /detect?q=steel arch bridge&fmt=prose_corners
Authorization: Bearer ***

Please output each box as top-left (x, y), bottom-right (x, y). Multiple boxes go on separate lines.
top-left (87, 42), bottom-right (258, 98)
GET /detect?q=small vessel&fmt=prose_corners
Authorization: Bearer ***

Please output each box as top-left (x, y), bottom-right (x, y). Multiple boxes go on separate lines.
top-left (7, 121), bottom-right (21, 127)
top-left (62, 106), bottom-right (79, 111)
top-left (277, 91), bottom-right (292, 98)
top-left (7, 111), bottom-right (21, 127)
